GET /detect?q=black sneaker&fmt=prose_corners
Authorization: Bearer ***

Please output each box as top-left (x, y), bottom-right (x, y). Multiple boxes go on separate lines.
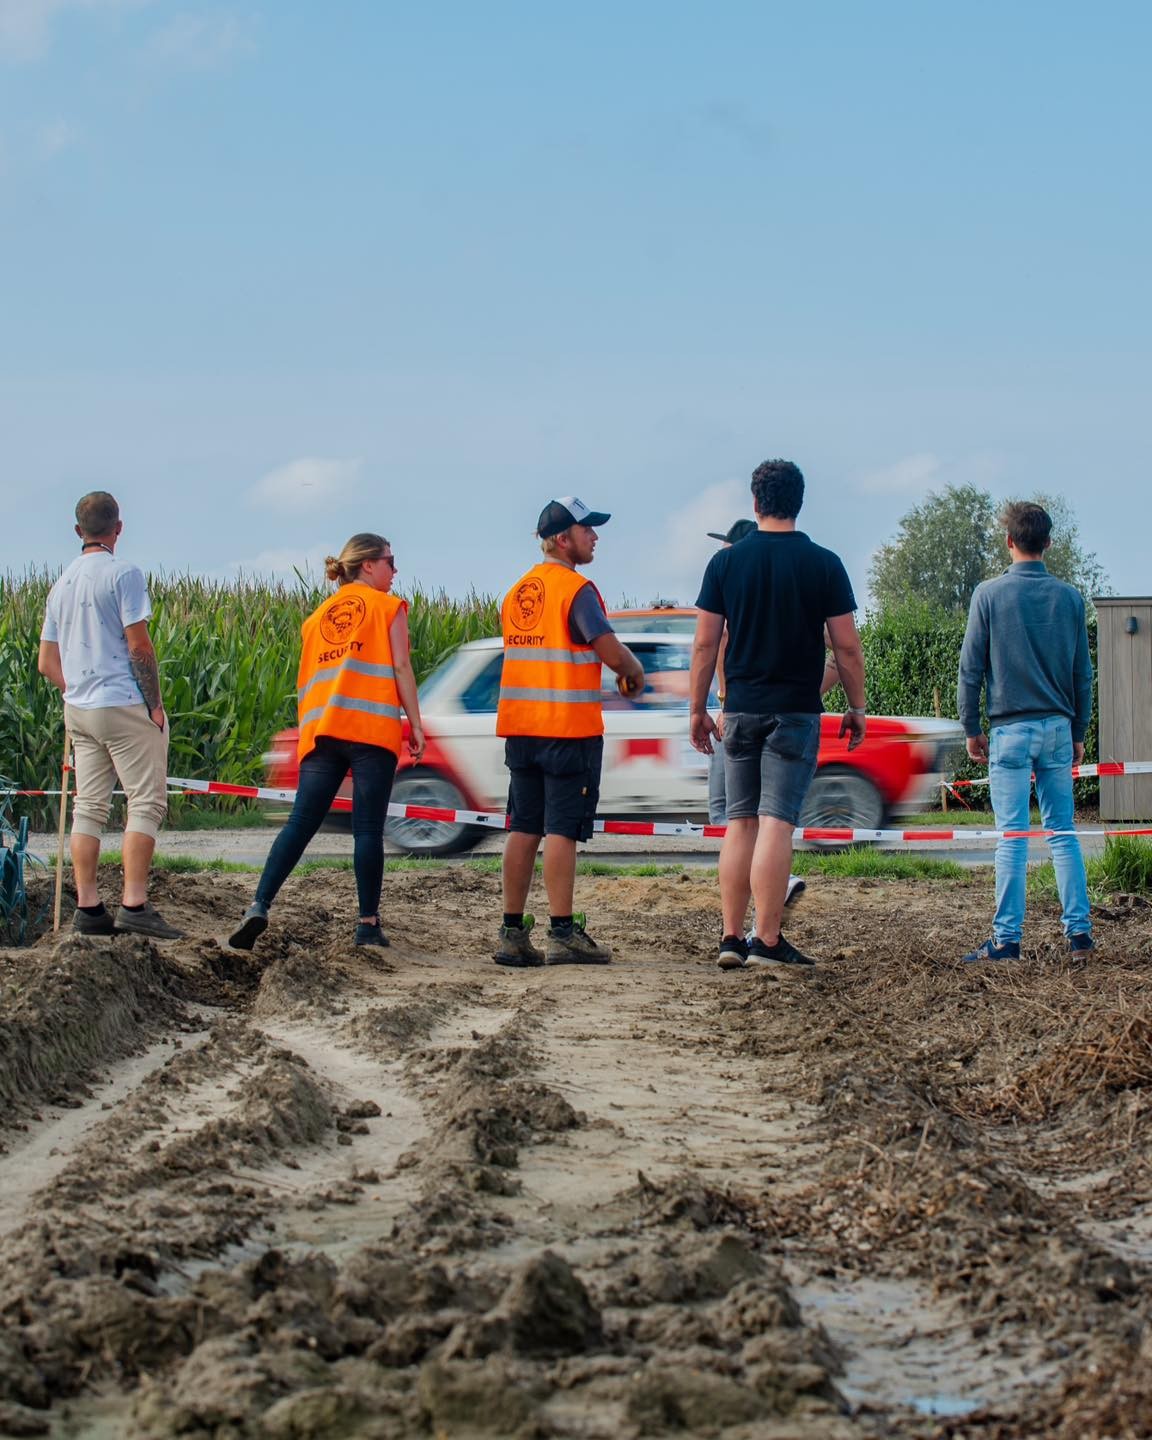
top-left (961, 938), bottom-right (1020, 964)
top-left (228, 902), bottom-right (269, 951)
top-left (494, 915), bottom-right (545, 967)
top-left (747, 934), bottom-right (815, 967)
top-left (114, 903), bottom-right (183, 940)
top-left (1068, 932), bottom-right (1095, 954)
top-left (72, 904), bottom-right (116, 937)
top-left (355, 920), bottom-right (390, 949)
top-left (717, 934), bottom-right (749, 970)
top-left (545, 918), bottom-right (611, 964)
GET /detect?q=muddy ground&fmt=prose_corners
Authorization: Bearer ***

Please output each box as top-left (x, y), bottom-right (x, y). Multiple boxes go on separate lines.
top-left (1, 865), bottom-right (1151, 1439)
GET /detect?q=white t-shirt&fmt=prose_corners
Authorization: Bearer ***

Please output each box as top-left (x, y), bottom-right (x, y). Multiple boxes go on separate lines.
top-left (41, 551), bottom-right (153, 709)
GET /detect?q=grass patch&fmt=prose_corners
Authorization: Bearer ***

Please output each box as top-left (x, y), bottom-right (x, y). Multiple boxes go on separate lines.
top-left (99, 851), bottom-right (258, 875)
top-left (793, 848), bottom-right (967, 881)
top-left (87, 848), bottom-right (972, 883)
top-left (166, 803), bottom-right (277, 831)
top-left (1031, 835), bottom-right (1152, 904)
top-left (902, 809), bottom-right (998, 827)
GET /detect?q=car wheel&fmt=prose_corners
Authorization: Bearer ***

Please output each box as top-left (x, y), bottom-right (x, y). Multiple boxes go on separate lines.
top-left (385, 769), bottom-right (485, 858)
top-left (799, 767), bottom-right (885, 846)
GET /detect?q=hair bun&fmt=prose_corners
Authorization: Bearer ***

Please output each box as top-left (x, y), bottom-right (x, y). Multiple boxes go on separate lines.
top-left (323, 555), bottom-right (344, 582)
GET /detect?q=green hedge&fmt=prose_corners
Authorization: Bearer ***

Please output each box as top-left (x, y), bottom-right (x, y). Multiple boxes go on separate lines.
top-left (825, 609), bottom-right (1099, 801)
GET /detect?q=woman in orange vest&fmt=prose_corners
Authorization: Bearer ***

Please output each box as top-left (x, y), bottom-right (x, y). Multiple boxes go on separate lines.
top-left (228, 533), bottom-right (424, 952)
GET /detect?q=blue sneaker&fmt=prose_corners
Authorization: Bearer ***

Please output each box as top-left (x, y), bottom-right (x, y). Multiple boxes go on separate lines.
top-left (1068, 932), bottom-right (1095, 955)
top-left (961, 938), bottom-right (1020, 964)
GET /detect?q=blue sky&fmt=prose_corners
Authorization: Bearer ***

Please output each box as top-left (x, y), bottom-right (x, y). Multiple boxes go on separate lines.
top-left (2, 0), bottom-right (1149, 606)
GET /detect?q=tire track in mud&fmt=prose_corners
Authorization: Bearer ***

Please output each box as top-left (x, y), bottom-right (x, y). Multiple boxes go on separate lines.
top-left (2, 867), bottom-right (1151, 1438)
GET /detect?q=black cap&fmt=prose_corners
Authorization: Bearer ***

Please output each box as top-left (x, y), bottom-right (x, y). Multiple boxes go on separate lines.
top-left (706, 518), bottom-right (757, 544)
top-left (536, 495), bottom-right (612, 538)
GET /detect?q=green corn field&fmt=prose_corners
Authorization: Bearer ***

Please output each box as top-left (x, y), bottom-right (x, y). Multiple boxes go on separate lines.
top-left (0, 571), bottom-right (498, 827)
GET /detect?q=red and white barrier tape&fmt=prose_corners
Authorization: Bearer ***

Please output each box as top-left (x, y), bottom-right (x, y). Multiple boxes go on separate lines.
top-left (165, 776), bottom-right (1152, 843)
top-left (951, 760), bottom-right (1152, 790)
top-left (9, 771), bottom-right (1152, 847)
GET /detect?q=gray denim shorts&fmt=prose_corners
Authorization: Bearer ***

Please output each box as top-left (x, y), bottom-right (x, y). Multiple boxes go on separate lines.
top-left (722, 712), bottom-right (821, 824)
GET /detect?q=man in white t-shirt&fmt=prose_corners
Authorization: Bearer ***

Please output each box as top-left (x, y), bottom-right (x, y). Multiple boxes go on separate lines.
top-left (38, 493), bottom-right (181, 939)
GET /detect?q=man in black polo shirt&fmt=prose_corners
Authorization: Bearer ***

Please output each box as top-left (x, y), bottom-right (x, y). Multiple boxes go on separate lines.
top-left (689, 459), bottom-right (866, 970)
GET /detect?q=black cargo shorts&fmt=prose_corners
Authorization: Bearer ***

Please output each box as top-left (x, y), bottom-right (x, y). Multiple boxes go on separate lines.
top-left (505, 736), bottom-right (604, 842)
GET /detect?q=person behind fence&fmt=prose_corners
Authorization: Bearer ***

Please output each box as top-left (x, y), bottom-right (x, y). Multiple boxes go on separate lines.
top-left (37, 491), bottom-right (182, 939)
top-left (228, 533), bottom-right (424, 953)
top-left (494, 497), bottom-right (645, 968)
top-left (957, 501), bottom-right (1094, 963)
top-left (689, 459), bottom-right (866, 971)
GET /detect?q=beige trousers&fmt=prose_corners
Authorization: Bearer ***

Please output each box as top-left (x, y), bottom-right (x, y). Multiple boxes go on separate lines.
top-left (65, 703), bottom-right (169, 840)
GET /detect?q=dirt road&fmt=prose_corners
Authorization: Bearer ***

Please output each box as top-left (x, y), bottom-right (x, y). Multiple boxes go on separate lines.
top-left (2, 867), bottom-right (1151, 1438)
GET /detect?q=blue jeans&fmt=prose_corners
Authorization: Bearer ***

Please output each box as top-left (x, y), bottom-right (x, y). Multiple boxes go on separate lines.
top-left (256, 736), bottom-right (398, 918)
top-left (989, 717), bottom-right (1090, 944)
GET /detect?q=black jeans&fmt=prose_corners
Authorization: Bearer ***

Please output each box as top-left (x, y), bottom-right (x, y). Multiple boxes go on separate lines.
top-left (255, 736), bottom-right (398, 918)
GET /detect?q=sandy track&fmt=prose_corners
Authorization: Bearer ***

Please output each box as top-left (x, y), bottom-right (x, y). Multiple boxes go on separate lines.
top-left (1, 867), bottom-right (1151, 1438)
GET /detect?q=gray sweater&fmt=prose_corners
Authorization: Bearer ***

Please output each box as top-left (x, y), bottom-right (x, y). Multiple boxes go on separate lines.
top-left (957, 562), bottom-right (1093, 741)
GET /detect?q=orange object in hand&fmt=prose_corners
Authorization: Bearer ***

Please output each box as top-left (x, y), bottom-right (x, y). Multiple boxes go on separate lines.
top-left (617, 673), bottom-right (642, 697)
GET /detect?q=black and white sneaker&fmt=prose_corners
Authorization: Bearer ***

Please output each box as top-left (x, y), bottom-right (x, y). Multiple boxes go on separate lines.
top-left (785, 876), bottom-right (807, 907)
top-left (746, 934), bottom-right (816, 968)
top-left (717, 934), bottom-right (749, 970)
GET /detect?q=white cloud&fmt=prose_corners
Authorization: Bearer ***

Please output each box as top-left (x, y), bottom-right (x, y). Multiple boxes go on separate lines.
top-left (0, 0), bottom-right (148, 62)
top-left (646, 477), bottom-right (749, 604)
top-left (856, 452), bottom-right (943, 496)
top-left (854, 450), bottom-right (1008, 498)
top-left (249, 457), bottom-right (362, 514)
top-left (145, 9), bottom-right (248, 68)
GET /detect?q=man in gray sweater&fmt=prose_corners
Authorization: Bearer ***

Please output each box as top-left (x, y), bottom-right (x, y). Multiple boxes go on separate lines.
top-left (957, 501), bottom-right (1094, 962)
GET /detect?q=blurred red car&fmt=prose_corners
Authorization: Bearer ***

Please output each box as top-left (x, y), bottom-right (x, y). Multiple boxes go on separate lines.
top-left (265, 608), bottom-right (964, 856)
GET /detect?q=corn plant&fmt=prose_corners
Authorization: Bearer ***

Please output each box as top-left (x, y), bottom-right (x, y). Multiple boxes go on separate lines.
top-left (0, 570), bottom-right (498, 827)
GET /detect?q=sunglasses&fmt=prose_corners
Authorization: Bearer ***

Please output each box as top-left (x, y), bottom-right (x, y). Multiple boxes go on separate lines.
top-left (377, 553), bottom-right (396, 570)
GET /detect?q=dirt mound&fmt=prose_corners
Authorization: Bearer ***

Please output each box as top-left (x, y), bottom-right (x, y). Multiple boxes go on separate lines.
top-left (0, 934), bottom-right (182, 1124)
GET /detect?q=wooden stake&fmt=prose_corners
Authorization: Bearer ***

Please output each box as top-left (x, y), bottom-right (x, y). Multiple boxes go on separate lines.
top-left (53, 733), bottom-right (70, 933)
top-left (933, 687), bottom-right (948, 813)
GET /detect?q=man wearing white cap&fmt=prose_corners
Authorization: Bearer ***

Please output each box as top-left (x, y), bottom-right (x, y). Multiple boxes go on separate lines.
top-left (494, 498), bottom-right (644, 967)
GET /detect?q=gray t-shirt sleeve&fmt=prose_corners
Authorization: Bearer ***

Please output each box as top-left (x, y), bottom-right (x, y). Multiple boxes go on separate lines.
top-left (568, 583), bottom-right (614, 646)
top-left (115, 565), bottom-right (152, 629)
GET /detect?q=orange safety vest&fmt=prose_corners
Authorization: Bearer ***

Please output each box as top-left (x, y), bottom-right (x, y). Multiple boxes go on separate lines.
top-left (496, 562), bottom-right (605, 739)
top-left (296, 585), bottom-right (407, 761)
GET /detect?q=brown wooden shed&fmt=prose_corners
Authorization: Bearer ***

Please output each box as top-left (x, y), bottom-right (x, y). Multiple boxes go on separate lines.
top-left (1095, 597), bottom-right (1152, 820)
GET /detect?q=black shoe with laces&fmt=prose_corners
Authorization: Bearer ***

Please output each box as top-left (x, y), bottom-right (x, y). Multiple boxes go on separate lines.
top-left (355, 920), bottom-right (390, 948)
top-left (717, 934), bottom-right (749, 970)
top-left (746, 933), bottom-right (816, 967)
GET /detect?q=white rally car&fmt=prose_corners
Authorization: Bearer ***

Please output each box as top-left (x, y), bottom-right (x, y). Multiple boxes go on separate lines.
top-left (267, 611), bottom-right (964, 856)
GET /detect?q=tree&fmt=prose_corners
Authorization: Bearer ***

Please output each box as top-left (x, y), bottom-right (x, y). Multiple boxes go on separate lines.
top-left (869, 484), bottom-right (999, 616)
top-left (869, 484), bottom-right (1110, 617)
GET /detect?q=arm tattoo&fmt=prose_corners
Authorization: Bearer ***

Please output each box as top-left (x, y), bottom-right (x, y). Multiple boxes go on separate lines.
top-left (130, 649), bottom-right (163, 711)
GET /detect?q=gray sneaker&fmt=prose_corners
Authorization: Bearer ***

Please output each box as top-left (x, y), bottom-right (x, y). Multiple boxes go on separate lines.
top-left (494, 915), bottom-right (545, 968)
top-left (115, 903), bottom-right (183, 940)
top-left (228, 901), bottom-right (269, 951)
top-left (72, 904), bottom-right (116, 937)
top-left (545, 918), bottom-right (612, 965)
